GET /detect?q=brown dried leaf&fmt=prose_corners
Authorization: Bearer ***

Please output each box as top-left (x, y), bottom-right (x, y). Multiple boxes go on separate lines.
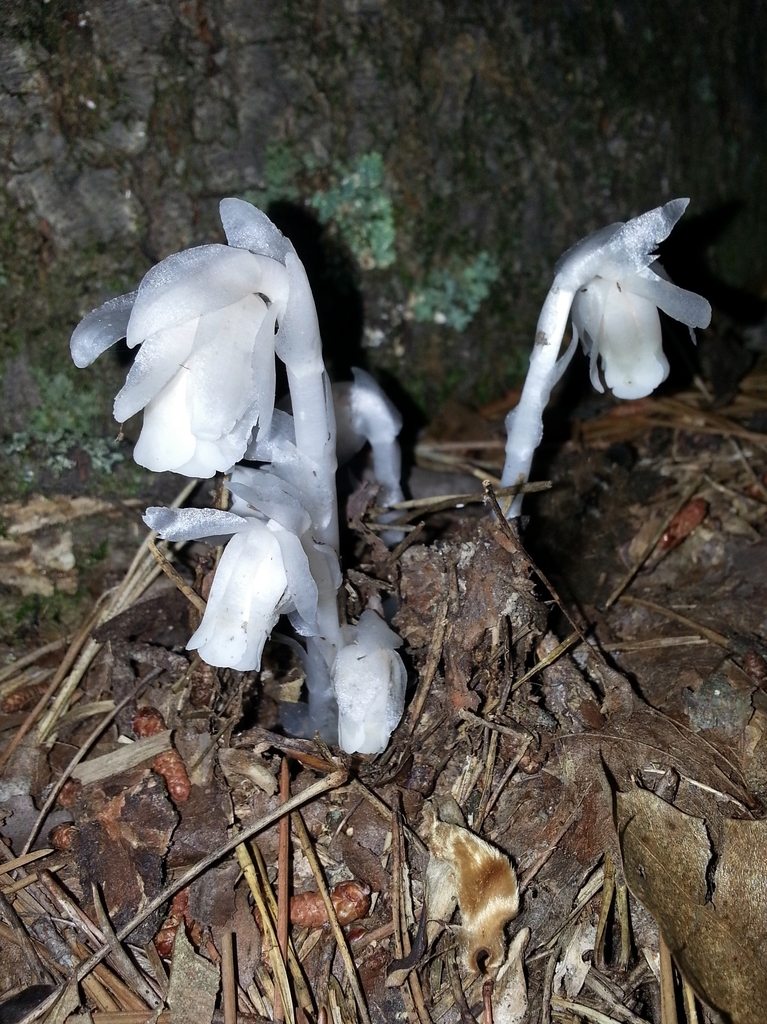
top-left (75, 768), bottom-right (177, 944)
top-left (494, 927), bottom-right (531, 1024)
top-left (422, 801), bottom-right (519, 975)
top-left (616, 786), bottom-right (767, 1023)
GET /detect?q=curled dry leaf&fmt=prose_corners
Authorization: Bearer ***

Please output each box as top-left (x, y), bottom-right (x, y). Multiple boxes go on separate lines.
top-left (616, 785), bottom-right (767, 1024)
top-left (657, 497), bottom-right (708, 552)
top-left (217, 747), bottom-right (278, 796)
top-left (133, 705), bottom-right (191, 803)
top-left (290, 879), bottom-right (371, 928)
top-left (422, 801), bottom-right (519, 974)
top-left (553, 917), bottom-right (596, 998)
top-left (48, 822), bottom-right (78, 852)
top-left (155, 888), bottom-right (203, 958)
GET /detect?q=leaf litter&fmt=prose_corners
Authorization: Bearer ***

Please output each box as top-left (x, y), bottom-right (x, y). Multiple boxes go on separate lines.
top-left (2, 363), bottom-right (767, 1023)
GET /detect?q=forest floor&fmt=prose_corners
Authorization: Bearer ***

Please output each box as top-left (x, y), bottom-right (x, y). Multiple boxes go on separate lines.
top-left (1, 359), bottom-right (767, 1024)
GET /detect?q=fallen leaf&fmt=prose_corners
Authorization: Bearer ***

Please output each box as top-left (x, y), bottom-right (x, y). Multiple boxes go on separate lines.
top-left (422, 800), bottom-right (519, 974)
top-left (167, 924), bottom-right (219, 1024)
top-left (75, 768), bottom-right (177, 944)
top-left (553, 917), bottom-right (596, 998)
top-left (217, 747), bottom-right (278, 796)
top-left (494, 927), bottom-right (531, 1024)
top-left (616, 785), bottom-right (767, 1023)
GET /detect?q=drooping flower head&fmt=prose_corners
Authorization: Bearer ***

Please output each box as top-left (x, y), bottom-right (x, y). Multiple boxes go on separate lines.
top-left (560, 199), bottom-right (711, 399)
top-left (143, 496), bottom-right (319, 672)
top-left (78, 198), bottom-right (408, 755)
top-left (501, 198), bottom-right (712, 514)
top-left (70, 200), bottom-right (309, 477)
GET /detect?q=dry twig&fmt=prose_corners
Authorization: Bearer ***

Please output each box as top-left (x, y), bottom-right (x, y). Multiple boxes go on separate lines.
top-left (291, 808), bottom-right (372, 1024)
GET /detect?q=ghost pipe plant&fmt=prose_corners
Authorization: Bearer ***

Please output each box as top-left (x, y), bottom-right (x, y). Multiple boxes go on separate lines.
top-left (501, 198), bottom-right (712, 516)
top-left (333, 367), bottom-right (404, 509)
top-left (70, 198), bottom-right (406, 754)
top-left (71, 202), bottom-right (292, 479)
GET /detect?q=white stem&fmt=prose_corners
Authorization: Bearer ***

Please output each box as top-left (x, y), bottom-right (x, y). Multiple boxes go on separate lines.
top-left (501, 280), bottom-right (575, 516)
top-left (286, 366), bottom-right (340, 551)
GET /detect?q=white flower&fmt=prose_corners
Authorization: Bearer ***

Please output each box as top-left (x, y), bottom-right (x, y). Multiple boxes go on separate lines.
top-left (560, 198), bottom-right (712, 399)
top-left (571, 273), bottom-right (670, 399)
top-left (557, 199), bottom-right (711, 399)
top-left (332, 609), bottom-right (407, 754)
top-left (502, 198), bottom-right (712, 512)
top-left (143, 504), bottom-right (318, 671)
top-left (71, 200), bottom-right (297, 477)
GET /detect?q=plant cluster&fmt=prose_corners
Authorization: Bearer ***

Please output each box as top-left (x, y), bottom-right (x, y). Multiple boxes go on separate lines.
top-left (69, 195), bottom-right (711, 756)
top-left (71, 199), bottom-right (406, 754)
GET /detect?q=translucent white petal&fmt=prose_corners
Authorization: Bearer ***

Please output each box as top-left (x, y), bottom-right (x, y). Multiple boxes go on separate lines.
top-left (304, 542), bottom-right (343, 648)
top-left (189, 526), bottom-right (287, 670)
top-left (220, 197), bottom-right (293, 264)
top-left (588, 326), bottom-right (603, 393)
top-left (607, 198), bottom-right (689, 275)
top-left (70, 291), bottom-right (137, 368)
top-left (554, 199), bottom-right (689, 290)
top-left (186, 294), bottom-right (266, 440)
top-left (227, 471), bottom-right (310, 536)
top-left (244, 409), bottom-right (296, 461)
top-left (270, 440), bottom-right (333, 533)
top-left (572, 278), bottom-right (611, 393)
top-left (271, 526), bottom-right (318, 629)
top-left (251, 308), bottom-right (278, 440)
top-left (188, 534), bottom-right (241, 658)
top-left (174, 424), bottom-right (254, 477)
top-left (125, 245), bottom-right (272, 349)
top-left (114, 318), bottom-right (199, 422)
top-left (597, 283), bottom-right (668, 399)
top-left (625, 267), bottom-right (712, 329)
top-left (143, 506), bottom-right (247, 542)
top-left (572, 278), bottom-right (609, 346)
top-left (132, 370), bottom-right (197, 472)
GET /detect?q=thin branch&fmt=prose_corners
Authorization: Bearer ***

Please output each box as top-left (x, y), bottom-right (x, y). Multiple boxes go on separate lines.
top-left (291, 808), bottom-right (371, 1024)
